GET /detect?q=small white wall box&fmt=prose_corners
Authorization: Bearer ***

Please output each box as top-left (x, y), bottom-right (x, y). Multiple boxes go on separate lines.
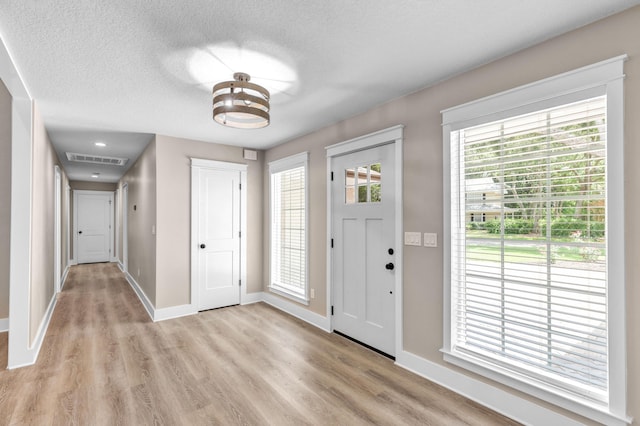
top-left (243, 149), bottom-right (258, 160)
top-left (424, 232), bottom-right (437, 247)
top-left (404, 232), bottom-right (422, 246)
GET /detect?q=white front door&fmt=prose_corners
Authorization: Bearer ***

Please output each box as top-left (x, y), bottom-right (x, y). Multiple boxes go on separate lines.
top-left (195, 166), bottom-right (241, 311)
top-left (75, 191), bottom-right (113, 264)
top-left (332, 143), bottom-right (396, 356)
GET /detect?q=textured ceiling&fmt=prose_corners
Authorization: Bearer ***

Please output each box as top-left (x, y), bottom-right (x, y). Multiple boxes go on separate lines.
top-left (1, 0), bottom-right (639, 182)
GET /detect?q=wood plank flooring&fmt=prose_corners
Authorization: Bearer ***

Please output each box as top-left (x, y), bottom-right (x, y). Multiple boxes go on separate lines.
top-left (0, 263), bottom-right (520, 425)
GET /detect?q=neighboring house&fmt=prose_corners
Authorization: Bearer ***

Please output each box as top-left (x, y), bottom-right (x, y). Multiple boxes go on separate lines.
top-left (465, 177), bottom-right (514, 223)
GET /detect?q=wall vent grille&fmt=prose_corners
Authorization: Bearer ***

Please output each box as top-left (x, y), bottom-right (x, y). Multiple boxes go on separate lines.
top-left (65, 152), bottom-right (129, 166)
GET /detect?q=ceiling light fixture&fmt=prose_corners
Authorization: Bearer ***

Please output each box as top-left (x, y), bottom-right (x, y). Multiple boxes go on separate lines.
top-left (91, 173), bottom-right (100, 178)
top-left (212, 72), bottom-right (270, 129)
top-left (95, 142), bottom-right (106, 147)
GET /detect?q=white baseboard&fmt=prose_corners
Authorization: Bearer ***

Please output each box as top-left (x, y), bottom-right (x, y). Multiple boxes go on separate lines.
top-left (21, 294), bottom-right (58, 368)
top-left (241, 291), bottom-right (263, 305)
top-left (124, 272), bottom-right (155, 322)
top-left (69, 259), bottom-right (77, 266)
top-left (0, 317), bottom-right (8, 332)
top-left (395, 350), bottom-right (581, 426)
top-left (154, 304), bottom-right (197, 322)
top-left (261, 291), bottom-right (331, 332)
top-left (117, 262), bottom-right (125, 272)
top-left (59, 265), bottom-right (70, 291)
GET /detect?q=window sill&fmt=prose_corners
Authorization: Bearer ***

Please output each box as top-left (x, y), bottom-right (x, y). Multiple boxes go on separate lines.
top-left (441, 349), bottom-right (631, 426)
top-left (268, 285), bottom-right (309, 306)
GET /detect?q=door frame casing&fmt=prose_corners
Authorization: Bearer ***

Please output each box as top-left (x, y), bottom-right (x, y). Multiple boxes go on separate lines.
top-left (121, 183), bottom-right (128, 272)
top-left (72, 190), bottom-right (115, 263)
top-left (326, 125), bottom-right (404, 355)
top-left (190, 158), bottom-right (248, 309)
top-left (54, 165), bottom-right (62, 293)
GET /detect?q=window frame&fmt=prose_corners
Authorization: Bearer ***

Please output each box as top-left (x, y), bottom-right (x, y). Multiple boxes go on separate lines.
top-left (442, 56), bottom-right (628, 425)
top-left (269, 152), bottom-right (310, 304)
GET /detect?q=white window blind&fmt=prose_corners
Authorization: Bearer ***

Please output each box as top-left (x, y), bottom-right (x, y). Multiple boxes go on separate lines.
top-left (270, 153), bottom-right (308, 302)
top-left (451, 96), bottom-right (609, 401)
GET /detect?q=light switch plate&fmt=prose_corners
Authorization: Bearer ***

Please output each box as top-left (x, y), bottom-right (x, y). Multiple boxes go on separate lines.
top-left (424, 232), bottom-right (437, 247)
top-left (404, 232), bottom-right (422, 246)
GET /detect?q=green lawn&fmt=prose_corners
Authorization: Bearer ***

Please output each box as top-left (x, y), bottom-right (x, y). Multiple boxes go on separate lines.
top-left (464, 230), bottom-right (604, 263)
top-left (465, 244), bottom-right (588, 263)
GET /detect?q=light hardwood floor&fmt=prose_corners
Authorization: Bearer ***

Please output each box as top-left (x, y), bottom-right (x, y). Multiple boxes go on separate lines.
top-left (0, 263), bottom-right (519, 425)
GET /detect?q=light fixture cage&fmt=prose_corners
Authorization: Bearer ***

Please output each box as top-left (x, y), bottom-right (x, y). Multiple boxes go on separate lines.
top-left (213, 72), bottom-right (270, 129)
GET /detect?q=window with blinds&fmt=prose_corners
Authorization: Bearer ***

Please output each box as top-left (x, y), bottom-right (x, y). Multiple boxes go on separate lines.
top-left (450, 96), bottom-right (609, 401)
top-left (270, 153), bottom-right (308, 302)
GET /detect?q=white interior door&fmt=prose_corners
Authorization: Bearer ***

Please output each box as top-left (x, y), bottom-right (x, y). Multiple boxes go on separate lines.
top-left (75, 191), bottom-right (113, 264)
top-left (195, 167), bottom-right (241, 310)
top-left (332, 143), bottom-right (396, 355)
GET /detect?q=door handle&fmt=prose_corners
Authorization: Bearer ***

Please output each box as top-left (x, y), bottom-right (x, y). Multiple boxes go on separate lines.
top-left (78, 231), bottom-right (82, 234)
top-left (385, 262), bottom-right (394, 270)
top-left (200, 243), bottom-right (206, 249)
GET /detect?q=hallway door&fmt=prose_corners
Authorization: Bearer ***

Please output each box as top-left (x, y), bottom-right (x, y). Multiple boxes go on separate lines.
top-left (191, 159), bottom-right (247, 311)
top-left (74, 190), bottom-right (114, 264)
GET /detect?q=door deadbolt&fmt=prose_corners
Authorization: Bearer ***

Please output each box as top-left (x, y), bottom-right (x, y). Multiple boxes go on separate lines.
top-left (200, 243), bottom-right (206, 249)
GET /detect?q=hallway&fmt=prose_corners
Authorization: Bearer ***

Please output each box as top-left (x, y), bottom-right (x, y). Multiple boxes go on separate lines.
top-left (0, 263), bottom-right (517, 425)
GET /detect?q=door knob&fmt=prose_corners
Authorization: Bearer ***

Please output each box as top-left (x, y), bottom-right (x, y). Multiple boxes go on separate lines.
top-left (385, 262), bottom-right (394, 270)
top-left (200, 243), bottom-right (206, 249)
top-left (78, 231), bottom-right (82, 234)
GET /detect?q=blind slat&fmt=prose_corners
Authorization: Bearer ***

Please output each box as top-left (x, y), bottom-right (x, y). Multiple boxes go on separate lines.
top-left (451, 95), bottom-right (609, 397)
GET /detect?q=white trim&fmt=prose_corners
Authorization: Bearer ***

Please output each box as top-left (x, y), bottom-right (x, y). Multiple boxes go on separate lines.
top-left (4, 30), bottom-right (34, 368)
top-left (240, 291), bottom-right (263, 305)
top-left (442, 56), bottom-right (628, 422)
top-left (8, 293), bottom-right (56, 369)
top-left (267, 285), bottom-right (309, 306)
top-left (190, 158), bottom-right (247, 171)
top-left (190, 158), bottom-right (248, 311)
top-left (72, 190), bottom-right (115, 263)
top-left (268, 151), bottom-right (310, 303)
top-left (395, 351), bottom-right (586, 426)
top-left (154, 304), bottom-right (197, 322)
top-left (442, 55), bottom-right (627, 126)
top-left (442, 351), bottom-right (631, 425)
top-left (325, 125), bottom-right (404, 157)
top-left (54, 165), bottom-right (62, 294)
top-left (268, 151), bottom-right (308, 172)
top-left (0, 318), bottom-right (8, 333)
top-left (124, 270), bottom-right (199, 322)
top-left (114, 187), bottom-right (119, 262)
top-left (239, 168), bottom-right (249, 305)
top-left (262, 291), bottom-right (331, 332)
top-left (325, 125), bottom-right (404, 357)
top-left (121, 183), bottom-right (128, 272)
top-left (124, 271), bottom-right (154, 321)
top-left (605, 73), bottom-right (626, 417)
top-left (59, 265), bottom-right (70, 291)
top-left (65, 184), bottom-right (71, 268)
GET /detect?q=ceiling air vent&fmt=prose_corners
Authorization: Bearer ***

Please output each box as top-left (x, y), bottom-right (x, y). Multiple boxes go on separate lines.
top-left (66, 152), bottom-right (129, 166)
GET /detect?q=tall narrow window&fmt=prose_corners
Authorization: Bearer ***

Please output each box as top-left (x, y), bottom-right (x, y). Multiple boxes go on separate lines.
top-left (443, 57), bottom-right (626, 423)
top-left (269, 152), bottom-right (309, 303)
